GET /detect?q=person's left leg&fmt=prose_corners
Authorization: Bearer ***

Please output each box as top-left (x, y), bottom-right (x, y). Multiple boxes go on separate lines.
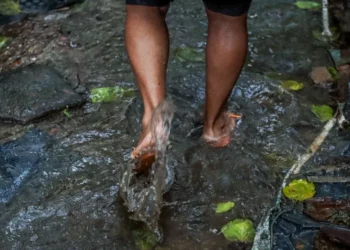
top-left (124, 1), bottom-right (171, 158)
top-left (202, 1), bottom-right (252, 147)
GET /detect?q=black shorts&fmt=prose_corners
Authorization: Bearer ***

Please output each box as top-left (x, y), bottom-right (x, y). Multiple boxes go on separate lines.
top-left (125, 0), bottom-right (252, 17)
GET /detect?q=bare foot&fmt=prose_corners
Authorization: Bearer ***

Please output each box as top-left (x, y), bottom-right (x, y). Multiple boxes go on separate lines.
top-left (202, 112), bottom-right (241, 147)
top-left (131, 100), bottom-right (174, 159)
top-left (131, 124), bottom-right (154, 159)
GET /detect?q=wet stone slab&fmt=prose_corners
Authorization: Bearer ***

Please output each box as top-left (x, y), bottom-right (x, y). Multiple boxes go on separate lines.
top-left (0, 64), bottom-right (85, 124)
top-left (0, 128), bottom-right (49, 203)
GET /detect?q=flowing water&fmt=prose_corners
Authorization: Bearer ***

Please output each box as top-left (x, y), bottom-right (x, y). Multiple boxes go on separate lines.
top-left (0, 0), bottom-right (347, 249)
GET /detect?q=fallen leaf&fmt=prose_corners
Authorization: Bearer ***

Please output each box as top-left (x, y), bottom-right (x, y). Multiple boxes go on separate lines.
top-left (132, 228), bottom-right (158, 250)
top-left (0, 36), bottom-right (8, 49)
top-left (281, 80), bottom-right (304, 91)
top-left (174, 47), bottom-right (205, 62)
top-left (312, 28), bottom-right (340, 42)
top-left (327, 67), bottom-right (339, 80)
top-left (221, 219), bottom-right (256, 242)
top-left (0, 0), bottom-right (21, 15)
top-left (295, 1), bottom-right (321, 10)
top-left (264, 72), bottom-right (289, 81)
top-left (283, 179), bottom-right (316, 201)
top-left (311, 105), bottom-right (334, 122)
top-left (90, 86), bottom-right (135, 103)
top-left (216, 202), bottom-right (235, 214)
top-left (63, 109), bottom-right (72, 118)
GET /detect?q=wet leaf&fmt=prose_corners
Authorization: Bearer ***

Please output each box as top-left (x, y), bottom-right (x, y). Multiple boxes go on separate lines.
top-left (174, 47), bottom-right (205, 62)
top-left (90, 86), bottom-right (135, 103)
top-left (281, 80), bottom-right (304, 91)
top-left (312, 28), bottom-right (340, 42)
top-left (311, 105), bottom-right (334, 122)
top-left (132, 229), bottom-right (158, 250)
top-left (262, 152), bottom-right (295, 167)
top-left (221, 219), bottom-right (256, 242)
top-left (264, 72), bottom-right (289, 81)
top-left (283, 179), bottom-right (316, 201)
top-left (0, 0), bottom-right (21, 15)
top-left (63, 109), bottom-right (72, 118)
top-left (295, 1), bottom-right (321, 10)
top-left (216, 202), bottom-right (235, 214)
top-left (0, 36), bottom-right (8, 49)
top-left (327, 67), bottom-right (339, 80)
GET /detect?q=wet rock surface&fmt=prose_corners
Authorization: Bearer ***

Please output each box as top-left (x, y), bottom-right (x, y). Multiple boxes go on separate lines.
top-left (0, 128), bottom-right (48, 203)
top-left (0, 64), bottom-right (85, 124)
top-left (0, 0), bottom-right (349, 249)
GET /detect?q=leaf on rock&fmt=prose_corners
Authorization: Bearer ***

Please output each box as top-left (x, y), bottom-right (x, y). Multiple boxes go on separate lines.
top-left (221, 219), bottom-right (256, 242)
top-left (283, 179), bottom-right (316, 201)
top-left (90, 87), bottom-right (135, 103)
top-left (132, 229), bottom-right (158, 250)
top-left (0, 36), bottom-right (8, 49)
top-left (311, 105), bottom-right (334, 122)
top-left (327, 67), bottom-right (339, 80)
top-left (0, 0), bottom-right (21, 15)
top-left (216, 202), bottom-right (235, 214)
top-left (63, 109), bottom-right (72, 118)
top-left (295, 1), bottom-right (321, 10)
top-left (174, 47), bottom-right (205, 62)
top-left (312, 28), bottom-right (340, 42)
top-left (281, 80), bottom-right (304, 91)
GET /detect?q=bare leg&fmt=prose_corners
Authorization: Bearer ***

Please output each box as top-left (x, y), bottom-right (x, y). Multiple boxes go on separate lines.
top-left (125, 5), bottom-right (169, 157)
top-left (202, 9), bottom-right (248, 143)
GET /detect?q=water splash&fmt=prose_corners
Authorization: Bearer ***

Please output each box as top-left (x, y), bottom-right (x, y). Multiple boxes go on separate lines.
top-left (119, 100), bottom-right (175, 240)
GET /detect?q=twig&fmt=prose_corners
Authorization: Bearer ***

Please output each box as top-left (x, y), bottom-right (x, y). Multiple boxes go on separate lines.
top-left (322, 0), bottom-right (332, 37)
top-left (252, 116), bottom-right (337, 250)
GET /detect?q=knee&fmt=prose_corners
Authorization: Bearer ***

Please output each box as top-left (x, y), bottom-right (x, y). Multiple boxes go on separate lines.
top-left (126, 5), bottom-right (169, 19)
top-left (207, 9), bottom-right (247, 30)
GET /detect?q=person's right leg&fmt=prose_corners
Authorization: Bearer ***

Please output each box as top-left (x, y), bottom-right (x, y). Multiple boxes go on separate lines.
top-left (202, 1), bottom-right (251, 147)
top-left (125, 1), bottom-right (171, 158)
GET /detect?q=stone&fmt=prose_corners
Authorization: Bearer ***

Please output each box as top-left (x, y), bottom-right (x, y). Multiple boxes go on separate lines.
top-left (309, 67), bottom-right (334, 87)
top-left (329, 49), bottom-right (350, 68)
top-left (0, 129), bottom-right (48, 203)
top-left (0, 64), bottom-right (85, 124)
top-left (314, 230), bottom-right (348, 250)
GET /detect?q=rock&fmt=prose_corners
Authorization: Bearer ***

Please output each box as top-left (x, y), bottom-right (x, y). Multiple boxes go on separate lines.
top-left (0, 129), bottom-right (48, 203)
top-left (314, 230), bottom-right (348, 250)
top-left (0, 64), bottom-right (85, 124)
top-left (304, 198), bottom-right (350, 226)
top-left (329, 49), bottom-right (350, 68)
top-left (309, 67), bottom-right (334, 87)
top-left (320, 226), bottom-right (350, 247)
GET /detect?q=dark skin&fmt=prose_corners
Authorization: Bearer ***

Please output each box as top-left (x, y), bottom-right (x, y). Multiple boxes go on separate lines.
top-left (125, 5), bottom-right (248, 157)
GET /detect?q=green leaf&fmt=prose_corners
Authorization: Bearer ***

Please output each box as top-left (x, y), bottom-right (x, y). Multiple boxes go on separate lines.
top-left (90, 86), bottom-right (135, 103)
top-left (283, 179), bottom-right (316, 201)
top-left (264, 72), bottom-right (289, 81)
top-left (0, 0), bottom-right (21, 15)
top-left (0, 36), bottom-right (8, 49)
top-left (174, 47), bottom-right (205, 63)
top-left (312, 28), bottom-right (340, 42)
top-left (327, 67), bottom-right (339, 80)
top-left (311, 105), bottom-right (334, 122)
top-left (221, 219), bottom-right (256, 242)
top-left (63, 109), bottom-right (72, 118)
top-left (132, 229), bottom-right (158, 250)
top-left (216, 202), bottom-right (235, 214)
top-left (281, 80), bottom-right (304, 91)
top-left (295, 1), bottom-right (321, 10)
